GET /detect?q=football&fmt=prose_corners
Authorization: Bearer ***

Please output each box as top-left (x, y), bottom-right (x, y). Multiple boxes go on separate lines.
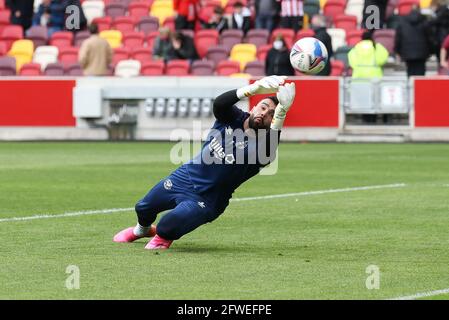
top-left (289, 37), bottom-right (329, 75)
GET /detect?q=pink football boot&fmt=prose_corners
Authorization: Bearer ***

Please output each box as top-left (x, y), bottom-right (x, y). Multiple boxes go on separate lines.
top-left (144, 234), bottom-right (173, 250)
top-left (113, 225), bottom-right (156, 243)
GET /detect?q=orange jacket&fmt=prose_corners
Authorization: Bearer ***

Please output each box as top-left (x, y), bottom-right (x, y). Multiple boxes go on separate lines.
top-left (173, 0), bottom-right (199, 20)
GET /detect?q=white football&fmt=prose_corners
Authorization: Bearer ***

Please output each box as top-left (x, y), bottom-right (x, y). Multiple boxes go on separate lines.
top-left (289, 37), bottom-right (329, 75)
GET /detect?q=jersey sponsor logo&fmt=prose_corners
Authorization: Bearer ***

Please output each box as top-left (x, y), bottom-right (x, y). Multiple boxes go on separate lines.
top-left (163, 179), bottom-right (173, 190)
top-left (209, 137), bottom-right (226, 160)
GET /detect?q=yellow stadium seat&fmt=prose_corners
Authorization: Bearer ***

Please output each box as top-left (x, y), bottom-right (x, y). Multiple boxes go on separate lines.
top-left (221, 0), bottom-right (228, 7)
top-left (230, 43), bottom-right (257, 71)
top-left (229, 73), bottom-right (251, 79)
top-left (8, 39), bottom-right (34, 71)
top-left (420, 0), bottom-right (431, 8)
top-left (150, 0), bottom-right (174, 25)
top-left (320, 0), bottom-right (327, 8)
top-left (99, 30), bottom-right (122, 49)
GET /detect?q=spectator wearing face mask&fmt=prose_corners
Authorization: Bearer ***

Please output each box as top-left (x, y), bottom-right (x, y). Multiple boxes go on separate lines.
top-left (265, 35), bottom-right (295, 76)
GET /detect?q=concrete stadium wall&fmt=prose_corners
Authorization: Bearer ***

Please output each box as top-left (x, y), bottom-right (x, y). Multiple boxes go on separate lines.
top-left (0, 76), bottom-right (448, 141)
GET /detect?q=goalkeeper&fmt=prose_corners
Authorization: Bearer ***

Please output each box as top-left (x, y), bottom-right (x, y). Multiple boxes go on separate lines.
top-left (113, 76), bottom-right (296, 250)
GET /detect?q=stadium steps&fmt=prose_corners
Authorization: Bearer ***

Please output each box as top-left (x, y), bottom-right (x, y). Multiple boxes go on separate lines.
top-left (337, 125), bottom-right (410, 142)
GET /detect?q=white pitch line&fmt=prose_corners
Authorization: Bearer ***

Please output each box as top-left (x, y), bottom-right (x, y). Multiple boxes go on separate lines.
top-left (0, 183), bottom-right (406, 223)
top-left (389, 288), bottom-right (449, 300)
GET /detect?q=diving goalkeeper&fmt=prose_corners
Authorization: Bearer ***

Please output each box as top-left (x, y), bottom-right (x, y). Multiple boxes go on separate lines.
top-left (113, 76), bottom-right (296, 250)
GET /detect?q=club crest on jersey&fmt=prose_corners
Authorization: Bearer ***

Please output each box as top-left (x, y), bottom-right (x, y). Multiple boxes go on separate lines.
top-left (163, 179), bottom-right (173, 190)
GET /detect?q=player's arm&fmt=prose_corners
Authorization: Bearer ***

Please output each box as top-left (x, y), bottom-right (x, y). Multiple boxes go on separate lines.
top-left (213, 76), bottom-right (288, 123)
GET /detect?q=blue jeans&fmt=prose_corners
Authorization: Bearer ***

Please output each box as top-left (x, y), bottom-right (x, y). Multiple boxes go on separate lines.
top-left (255, 14), bottom-right (275, 32)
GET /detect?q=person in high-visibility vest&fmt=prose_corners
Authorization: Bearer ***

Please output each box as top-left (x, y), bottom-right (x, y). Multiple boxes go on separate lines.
top-left (348, 31), bottom-right (389, 78)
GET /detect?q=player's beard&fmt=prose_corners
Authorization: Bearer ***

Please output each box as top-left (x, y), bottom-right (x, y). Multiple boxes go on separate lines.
top-left (248, 114), bottom-right (266, 131)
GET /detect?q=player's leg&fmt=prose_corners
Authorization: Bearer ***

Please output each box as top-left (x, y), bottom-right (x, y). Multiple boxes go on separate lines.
top-left (113, 179), bottom-right (176, 243)
top-left (145, 199), bottom-right (219, 249)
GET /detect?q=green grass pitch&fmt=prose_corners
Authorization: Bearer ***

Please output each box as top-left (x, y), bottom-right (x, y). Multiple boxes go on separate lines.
top-left (1, 142), bottom-right (449, 300)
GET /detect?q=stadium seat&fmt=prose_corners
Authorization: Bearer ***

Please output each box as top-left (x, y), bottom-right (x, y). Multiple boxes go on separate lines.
top-left (128, 2), bottom-right (151, 20)
top-left (112, 47), bottom-right (130, 66)
top-left (197, 2), bottom-right (220, 22)
top-left (373, 29), bottom-right (396, 55)
top-left (334, 14), bottom-right (358, 33)
top-left (122, 31), bottom-right (145, 49)
top-left (0, 0), bottom-right (5, 10)
top-left (230, 43), bottom-right (257, 70)
top-left (58, 47), bottom-right (79, 67)
top-left (137, 16), bottom-right (159, 34)
top-left (130, 47), bottom-right (152, 64)
top-left (115, 59), bottom-right (141, 77)
top-left (33, 45), bottom-right (58, 71)
top-left (0, 56), bottom-right (16, 75)
top-left (92, 16), bottom-right (112, 32)
top-left (216, 60), bottom-right (240, 76)
top-left (270, 28), bottom-right (295, 48)
top-left (105, 3), bottom-right (127, 18)
top-left (140, 60), bottom-right (165, 75)
top-left (0, 41), bottom-right (6, 56)
top-left (44, 62), bottom-right (64, 76)
top-left (50, 31), bottom-right (74, 51)
top-left (323, 0), bottom-right (346, 23)
top-left (82, 0), bottom-right (105, 24)
top-left (330, 59), bottom-right (345, 76)
top-left (165, 59), bottom-right (189, 76)
top-left (333, 45), bottom-right (351, 67)
top-left (346, 29), bottom-right (364, 46)
top-left (304, 0), bottom-right (321, 19)
top-left (386, 0), bottom-right (398, 19)
top-left (205, 45), bottom-right (230, 66)
top-left (190, 60), bottom-right (215, 76)
top-left (243, 60), bottom-right (265, 76)
top-left (150, 0), bottom-right (174, 25)
top-left (194, 29), bottom-right (219, 58)
top-left (244, 29), bottom-right (269, 47)
top-left (19, 62), bottom-right (42, 76)
top-left (0, 9), bottom-right (10, 35)
top-left (257, 44), bottom-right (271, 62)
top-left (112, 16), bottom-right (136, 33)
top-left (7, 39), bottom-right (34, 71)
top-left (344, 0), bottom-right (364, 23)
top-left (145, 30), bottom-right (159, 49)
top-left (229, 72), bottom-right (251, 79)
top-left (74, 30), bottom-right (90, 47)
top-left (100, 30), bottom-right (122, 48)
top-left (162, 16), bottom-right (176, 31)
top-left (397, 0), bottom-right (420, 16)
top-left (0, 25), bottom-right (23, 50)
top-left (295, 28), bottom-right (315, 41)
top-left (64, 63), bottom-right (84, 76)
top-left (219, 29), bottom-right (244, 50)
top-left (25, 26), bottom-right (48, 48)
top-left (327, 28), bottom-right (346, 50)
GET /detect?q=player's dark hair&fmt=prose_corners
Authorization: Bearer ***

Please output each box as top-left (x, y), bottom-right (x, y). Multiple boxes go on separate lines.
top-left (266, 96), bottom-right (279, 106)
top-left (89, 23), bottom-right (99, 34)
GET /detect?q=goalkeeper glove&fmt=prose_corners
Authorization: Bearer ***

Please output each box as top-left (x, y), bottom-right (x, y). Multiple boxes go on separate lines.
top-left (271, 82), bottom-right (296, 131)
top-left (236, 75), bottom-right (287, 99)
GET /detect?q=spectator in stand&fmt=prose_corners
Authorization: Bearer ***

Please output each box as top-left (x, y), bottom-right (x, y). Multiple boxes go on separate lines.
top-left (78, 23), bottom-right (113, 76)
top-left (201, 6), bottom-right (229, 33)
top-left (348, 30), bottom-right (389, 78)
top-left (6, 0), bottom-right (35, 31)
top-left (311, 14), bottom-right (333, 76)
top-left (278, 0), bottom-right (303, 33)
top-left (428, 0), bottom-right (449, 62)
top-left (255, 0), bottom-right (281, 33)
top-left (32, 0), bottom-right (66, 36)
top-left (169, 31), bottom-right (199, 63)
top-left (439, 34), bottom-right (449, 73)
top-left (173, 0), bottom-right (198, 30)
top-left (153, 27), bottom-right (174, 62)
top-left (362, 0), bottom-right (388, 29)
top-left (394, 6), bottom-right (432, 77)
top-left (265, 34), bottom-right (295, 76)
top-left (230, 1), bottom-right (251, 35)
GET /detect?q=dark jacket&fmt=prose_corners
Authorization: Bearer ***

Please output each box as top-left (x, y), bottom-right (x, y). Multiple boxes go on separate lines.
top-left (395, 9), bottom-right (431, 61)
top-left (231, 14), bottom-right (251, 35)
top-left (265, 47), bottom-right (295, 76)
top-left (202, 17), bottom-right (229, 34)
top-left (32, 0), bottom-right (65, 29)
top-left (170, 34), bottom-right (199, 61)
top-left (313, 26), bottom-right (333, 76)
top-left (6, 0), bottom-right (35, 30)
top-left (255, 0), bottom-right (281, 16)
